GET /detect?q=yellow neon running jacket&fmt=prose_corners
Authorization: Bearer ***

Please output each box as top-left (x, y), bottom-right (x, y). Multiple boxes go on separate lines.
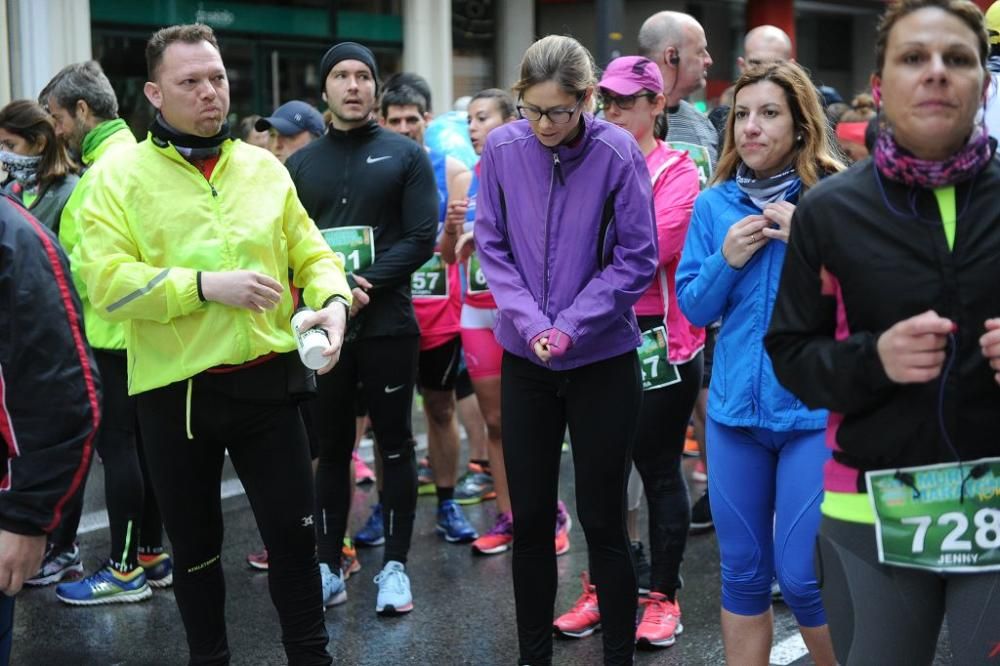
top-left (77, 137), bottom-right (351, 395)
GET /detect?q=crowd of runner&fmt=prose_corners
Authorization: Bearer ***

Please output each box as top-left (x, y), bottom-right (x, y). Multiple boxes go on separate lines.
top-left (2, 0), bottom-right (1000, 664)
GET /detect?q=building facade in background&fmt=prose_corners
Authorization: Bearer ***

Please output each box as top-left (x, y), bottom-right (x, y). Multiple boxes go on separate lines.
top-left (1, 0), bottom-right (993, 136)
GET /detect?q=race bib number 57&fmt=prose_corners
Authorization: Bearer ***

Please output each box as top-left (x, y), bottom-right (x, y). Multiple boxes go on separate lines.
top-left (866, 457), bottom-right (1000, 573)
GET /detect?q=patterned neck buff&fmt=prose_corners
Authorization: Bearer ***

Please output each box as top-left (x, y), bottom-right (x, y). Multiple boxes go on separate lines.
top-left (0, 150), bottom-right (41, 188)
top-left (873, 126), bottom-right (993, 188)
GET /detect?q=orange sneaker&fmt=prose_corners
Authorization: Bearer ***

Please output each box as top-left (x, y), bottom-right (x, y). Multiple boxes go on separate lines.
top-left (683, 427), bottom-right (700, 457)
top-left (635, 593), bottom-right (683, 648)
top-left (341, 538), bottom-right (361, 580)
top-left (553, 572), bottom-right (601, 638)
top-left (471, 512), bottom-right (514, 555)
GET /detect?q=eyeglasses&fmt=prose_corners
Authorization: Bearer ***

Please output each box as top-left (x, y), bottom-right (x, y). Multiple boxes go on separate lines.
top-left (517, 96), bottom-right (584, 124)
top-left (598, 92), bottom-right (655, 111)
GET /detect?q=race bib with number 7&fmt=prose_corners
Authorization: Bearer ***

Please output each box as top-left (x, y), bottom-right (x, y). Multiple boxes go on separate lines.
top-left (866, 457), bottom-right (1000, 573)
top-left (637, 326), bottom-right (680, 392)
top-left (320, 225), bottom-right (375, 273)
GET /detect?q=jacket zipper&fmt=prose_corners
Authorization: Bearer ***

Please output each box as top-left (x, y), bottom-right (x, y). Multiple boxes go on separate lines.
top-left (542, 151), bottom-right (561, 313)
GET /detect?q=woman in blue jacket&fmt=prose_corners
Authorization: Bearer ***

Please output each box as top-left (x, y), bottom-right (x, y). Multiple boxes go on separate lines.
top-left (475, 35), bottom-right (658, 666)
top-left (675, 62), bottom-right (843, 666)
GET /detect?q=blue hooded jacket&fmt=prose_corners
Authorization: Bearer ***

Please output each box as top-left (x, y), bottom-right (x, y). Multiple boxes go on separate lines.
top-left (676, 178), bottom-right (826, 431)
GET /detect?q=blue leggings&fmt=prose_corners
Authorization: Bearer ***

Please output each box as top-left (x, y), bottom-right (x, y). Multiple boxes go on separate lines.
top-left (707, 417), bottom-right (829, 627)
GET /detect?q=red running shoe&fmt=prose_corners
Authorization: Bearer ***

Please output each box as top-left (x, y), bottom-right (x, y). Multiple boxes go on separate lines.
top-left (553, 571), bottom-right (601, 638)
top-left (635, 593), bottom-right (683, 648)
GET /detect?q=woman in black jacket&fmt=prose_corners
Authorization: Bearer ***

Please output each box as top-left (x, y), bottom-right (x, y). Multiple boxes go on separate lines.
top-left (766, 1), bottom-right (1000, 664)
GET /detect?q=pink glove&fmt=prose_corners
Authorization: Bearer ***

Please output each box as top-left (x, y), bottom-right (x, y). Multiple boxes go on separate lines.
top-left (546, 329), bottom-right (573, 358)
top-left (530, 328), bottom-right (555, 351)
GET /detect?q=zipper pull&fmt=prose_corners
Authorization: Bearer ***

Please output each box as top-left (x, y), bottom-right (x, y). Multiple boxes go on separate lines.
top-left (210, 183), bottom-right (218, 198)
top-left (552, 151), bottom-right (565, 185)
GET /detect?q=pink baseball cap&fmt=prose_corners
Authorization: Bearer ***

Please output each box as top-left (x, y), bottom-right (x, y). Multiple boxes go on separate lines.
top-left (598, 56), bottom-right (663, 96)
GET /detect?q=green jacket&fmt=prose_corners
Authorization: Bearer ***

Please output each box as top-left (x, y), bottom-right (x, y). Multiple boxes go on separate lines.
top-left (59, 121), bottom-right (137, 350)
top-left (76, 136), bottom-right (351, 395)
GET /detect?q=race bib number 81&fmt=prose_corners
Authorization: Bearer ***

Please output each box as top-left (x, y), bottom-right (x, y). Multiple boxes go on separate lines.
top-left (321, 226), bottom-right (374, 273)
top-left (866, 457), bottom-right (1000, 573)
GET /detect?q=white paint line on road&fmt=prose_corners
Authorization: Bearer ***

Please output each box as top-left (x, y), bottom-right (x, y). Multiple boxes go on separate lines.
top-left (770, 632), bottom-right (808, 665)
top-left (78, 478), bottom-right (247, 535)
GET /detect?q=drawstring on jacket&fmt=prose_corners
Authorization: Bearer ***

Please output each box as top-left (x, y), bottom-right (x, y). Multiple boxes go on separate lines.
top-left (185, 378), bottom-right (194, 440)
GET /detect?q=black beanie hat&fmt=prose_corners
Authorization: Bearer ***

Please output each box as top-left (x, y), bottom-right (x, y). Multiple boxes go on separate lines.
top-left (319, 42), bottom-right (379, 94)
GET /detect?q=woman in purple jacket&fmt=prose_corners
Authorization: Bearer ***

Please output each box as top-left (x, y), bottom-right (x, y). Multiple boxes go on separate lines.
top-left (475, 35), bottom-right (659, 666)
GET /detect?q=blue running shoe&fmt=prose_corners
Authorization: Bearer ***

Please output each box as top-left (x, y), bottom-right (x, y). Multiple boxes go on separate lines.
top-left (138, 552), bottom-right (173, 588)
top-left (55, 563), bottom-right (152, 606)
top-left (354, 504), bottom-right (385, 547)
top-left (435, 500), bottom-right (478, 543)
top-left (374, 560), bottom-right (412, 616)
top-left (320, 563), bottom-right (347, 607)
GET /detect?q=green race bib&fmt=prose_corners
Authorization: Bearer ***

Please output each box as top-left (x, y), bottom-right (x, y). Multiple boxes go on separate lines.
top-left (866, 457), bottom-right (1000, 573)
top-left (467, 253), bottom-right (489, 294)
top-left (668, 141), bottom-right (713, 190)
top-left (411, 253), bottom-right (449, 298)
top-left (637, 326), bottom-right (680, 391)
top-left (321, 225), bottom-right (374, 273)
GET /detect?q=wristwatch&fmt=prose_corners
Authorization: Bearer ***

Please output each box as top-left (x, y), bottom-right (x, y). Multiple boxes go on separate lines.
top-left (323, 294), bottom-right (351, 319)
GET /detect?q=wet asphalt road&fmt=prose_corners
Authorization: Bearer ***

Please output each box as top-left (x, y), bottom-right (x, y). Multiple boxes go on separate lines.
top-left (12, 430), bottom-right (952, 665)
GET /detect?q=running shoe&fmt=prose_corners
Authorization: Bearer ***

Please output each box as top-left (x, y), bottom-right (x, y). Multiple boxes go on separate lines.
top-left (341, 539), bottom-right (361, 580)
top-left (246, 547), bottom-right (269, 571)
top-left (137, 552), bottom-right (173, 588)
top-left (454, 468), bottom-right (496, 505)
top-left (632, 541), bottom-right (651, 595)
top-left (353, 451), bottom-right (375, 485)
top-left (436, 500), bottom-right (479, 543)
top-left (374, 560), bottom-right (413, 616)
top-left (553, 571), bottom-right (600, 638)
top-left (555, 500), bottom-right (572, 556)
top-left (55, 563), bottom-right (152, 606)
top-left (417, 456), bottom-right (435, 495)
top-left (471, 511), bottom-right (514, 555)
top-left (771, 579), bottom-right (784, 603)
top-left (683, 425), bottom-right (700, 458)
top-left (26, 543), bottom-right (83, 586)
top-left (320, 562), bottom-right (347, 607)
top-left (635, 593), bottom-right (683, 648)
top-left (689, 491), bottom-right (713, 534)
top-left (692, 459), bottom-right (707, 483)
top-left (355, 504), bottom-right (385, 546)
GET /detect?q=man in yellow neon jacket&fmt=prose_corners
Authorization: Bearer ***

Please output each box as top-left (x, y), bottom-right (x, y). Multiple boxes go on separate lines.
top-left (76, 24), bottom-right (348, 665)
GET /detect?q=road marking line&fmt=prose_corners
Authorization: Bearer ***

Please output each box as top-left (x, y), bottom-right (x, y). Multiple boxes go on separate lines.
top-left (770, 632), bottom-right (808, 665)
top-left (78, 478), bottom-right (247, 535)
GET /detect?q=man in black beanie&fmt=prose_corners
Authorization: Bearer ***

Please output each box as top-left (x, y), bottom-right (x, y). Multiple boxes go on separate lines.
top-left (286, 41), bottom-right (438, 616)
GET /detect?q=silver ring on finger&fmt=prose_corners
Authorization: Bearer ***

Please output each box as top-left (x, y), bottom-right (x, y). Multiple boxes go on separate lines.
top-left (750, 233), bottom-right (757, 244)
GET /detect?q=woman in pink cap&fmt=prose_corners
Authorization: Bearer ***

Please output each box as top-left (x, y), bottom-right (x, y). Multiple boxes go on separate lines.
top-left (552, 55), bottom-right (703, 650)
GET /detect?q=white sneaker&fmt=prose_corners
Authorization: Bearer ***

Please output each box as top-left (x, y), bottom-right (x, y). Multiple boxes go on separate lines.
top-left (373, 560), bottom-right (413, 616)
top-left (320, 562), bottom-right (347, 607)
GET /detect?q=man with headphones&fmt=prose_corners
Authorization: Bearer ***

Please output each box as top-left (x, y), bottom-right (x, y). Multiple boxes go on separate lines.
top-left (637, 10), bottom-right (718, 186)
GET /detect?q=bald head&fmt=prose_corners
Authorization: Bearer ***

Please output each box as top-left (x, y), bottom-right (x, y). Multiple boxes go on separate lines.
top-left (638, 11), bottom-right (712, 104)
top-left (739, 25), bottom-right (793, 73)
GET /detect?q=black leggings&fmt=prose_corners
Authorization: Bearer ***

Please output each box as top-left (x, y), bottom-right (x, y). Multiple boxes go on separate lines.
top-left (631, 321), bottom-right (702, 597)
top-left (502, 351), bottom-right (641, 666)
top-left (137, 355), bottom-right (329, 666)
top-left (310, 336), bottom-right (419, 568)
top-left (52, 349), bottom-right (163, 566)
top-left (817, 515), bottom-right (1000, 665)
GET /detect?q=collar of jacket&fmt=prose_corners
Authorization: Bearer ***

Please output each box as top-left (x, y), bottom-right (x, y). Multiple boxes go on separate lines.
top-left (533, 113), bottom-right (596, 165)
top-left (146, 132), bottom-right (234, 169)
top-left (326, 120), bottom-right (379, 141)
